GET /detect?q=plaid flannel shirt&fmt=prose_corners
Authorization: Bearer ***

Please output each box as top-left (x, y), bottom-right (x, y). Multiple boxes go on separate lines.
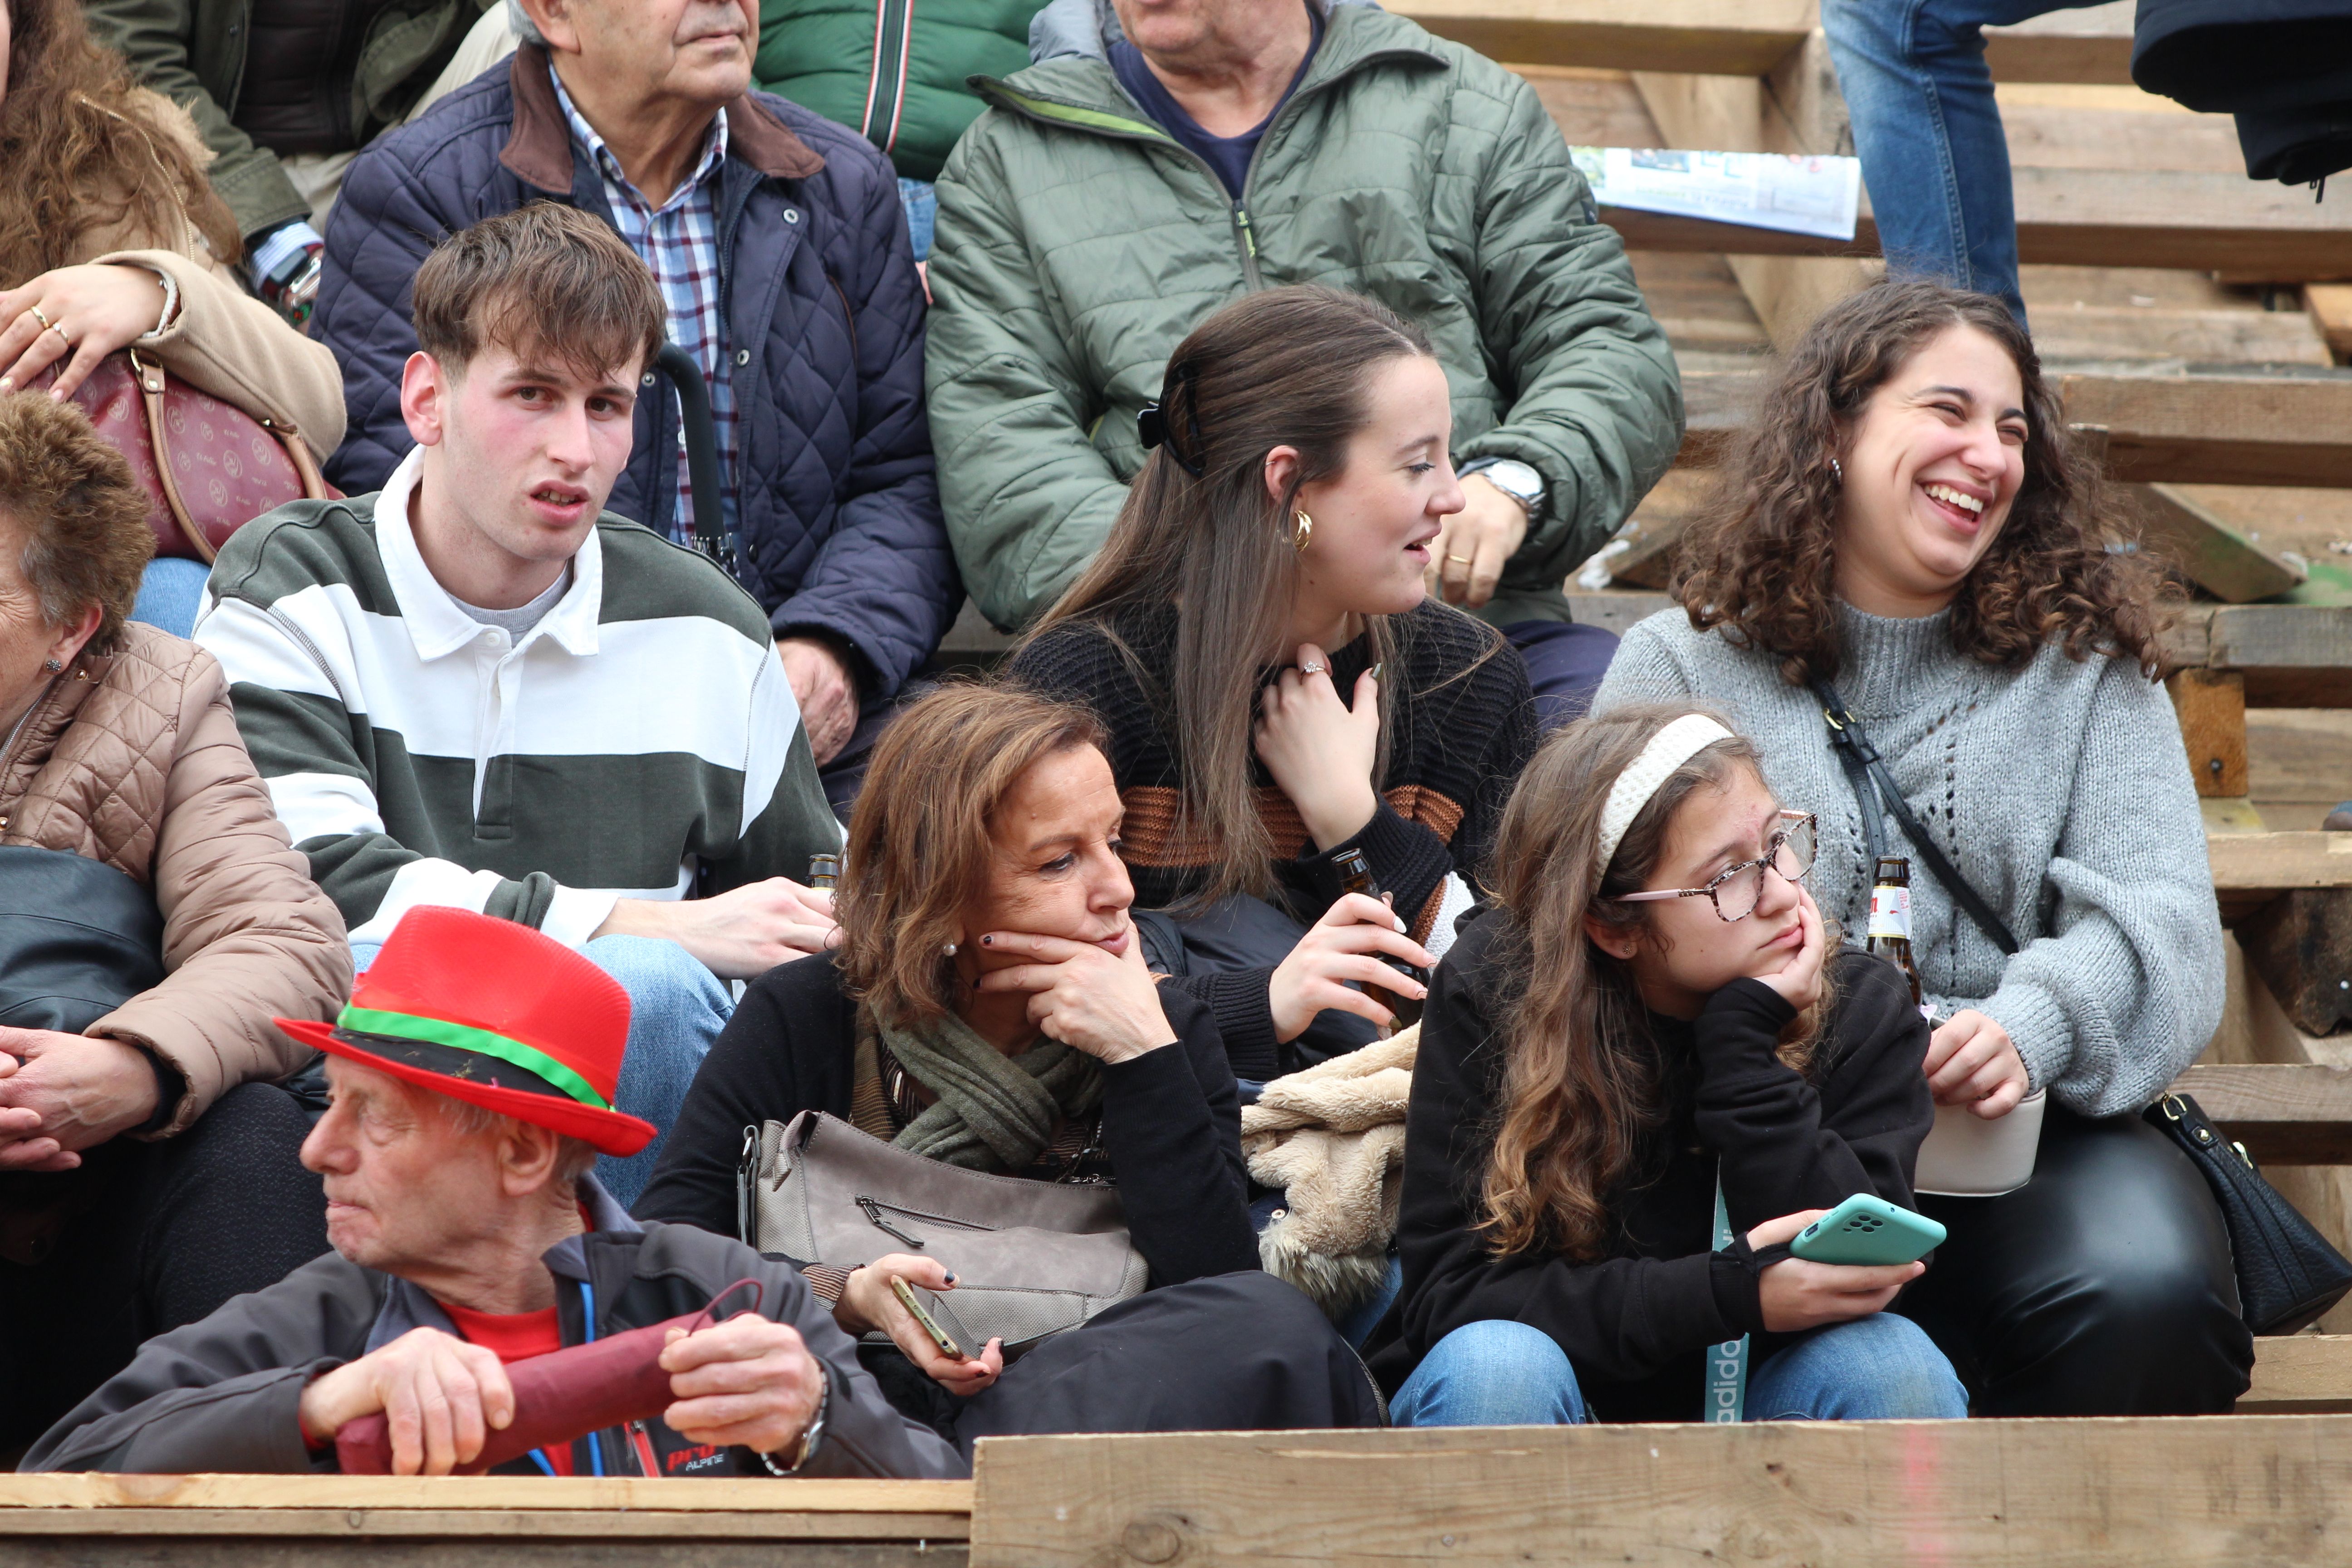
top-left (551, 64), bottom-right (736, 546)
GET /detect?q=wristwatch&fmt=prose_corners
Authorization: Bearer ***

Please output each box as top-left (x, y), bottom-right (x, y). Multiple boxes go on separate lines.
top-left (758, 1362), bottom-right (830, 1475)
top-left (1459, 457), bottom-right (1547, 526)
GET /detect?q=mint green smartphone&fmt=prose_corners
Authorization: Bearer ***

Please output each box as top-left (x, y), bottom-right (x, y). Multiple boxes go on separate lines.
top-left (1788, 1194), bottom-right (1946, 1266)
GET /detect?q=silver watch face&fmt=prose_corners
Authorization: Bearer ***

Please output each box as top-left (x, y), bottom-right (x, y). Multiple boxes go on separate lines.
top-left (1476, 459), bottom-right (1543, 501)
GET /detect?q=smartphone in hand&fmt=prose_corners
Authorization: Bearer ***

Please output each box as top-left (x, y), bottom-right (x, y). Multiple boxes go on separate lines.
top-left (1788, 1194), bottom-right (1946, 1267)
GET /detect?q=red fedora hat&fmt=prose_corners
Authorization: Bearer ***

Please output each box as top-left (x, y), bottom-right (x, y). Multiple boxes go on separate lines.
top-left (277, 906), bottom-right (657, 1157)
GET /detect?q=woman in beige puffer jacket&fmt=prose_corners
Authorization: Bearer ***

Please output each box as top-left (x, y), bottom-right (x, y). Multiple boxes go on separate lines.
top-left (0, 392), bottom-right (350, 1451)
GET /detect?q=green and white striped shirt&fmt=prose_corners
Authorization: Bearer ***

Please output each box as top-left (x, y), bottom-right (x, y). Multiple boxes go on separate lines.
top-left (196, 447), bottom-right (841, 949)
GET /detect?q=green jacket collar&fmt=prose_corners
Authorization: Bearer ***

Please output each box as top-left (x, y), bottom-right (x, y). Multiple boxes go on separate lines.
top-left (970, 6), bottom-right (1447, 143)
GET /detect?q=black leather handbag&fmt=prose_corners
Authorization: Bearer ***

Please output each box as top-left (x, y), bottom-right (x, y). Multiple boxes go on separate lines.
top-left (2144, 1092), bottom-right (2352, 1336)
top-left (1812, 688), bottom-right (2352, 1335)
top-left (0, 845), bottom-right (167, 1268)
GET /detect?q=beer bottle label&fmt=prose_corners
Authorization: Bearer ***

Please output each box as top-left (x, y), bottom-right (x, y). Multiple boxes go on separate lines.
top-left (1868, 883), bottom-right (1911, 941)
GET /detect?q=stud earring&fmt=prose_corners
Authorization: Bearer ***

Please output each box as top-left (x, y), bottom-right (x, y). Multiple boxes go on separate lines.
top-left (1291, 510), bottom-right (1313, 553)
top-left (42, 658), bottom-right (62, 673)
top-left (943, 941), bottom-right (959, 957)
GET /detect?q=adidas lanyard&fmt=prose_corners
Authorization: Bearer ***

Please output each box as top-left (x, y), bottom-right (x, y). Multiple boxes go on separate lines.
top-left (1705, 1166), bottom-right (1748, 1423)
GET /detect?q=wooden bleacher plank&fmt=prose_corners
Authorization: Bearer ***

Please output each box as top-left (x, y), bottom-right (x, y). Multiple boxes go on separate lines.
top-left (1394, 0), bottom-right (1815, 76)
top-left (0, 1476), bottom-right (973, 1567)
top-left (1980, 1), bottom-right (2136, 86)
top-left (2172, 1062), bottom-right (2352, 1164)
top-left (2241, 1336), bottom-right (2352, 1414)
top-left (2207, 833), bottom-right (2352, 895)
top-left (967, 1419), bottom-right (2352, 1568)
top-left (2132, 485), bottom-right (2310, 605)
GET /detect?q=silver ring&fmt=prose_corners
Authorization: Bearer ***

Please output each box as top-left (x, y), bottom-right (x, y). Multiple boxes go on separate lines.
top-left (1299, 661), bottom-right (1326, 676)
top-left (25, 304), bottom-right (51, 330)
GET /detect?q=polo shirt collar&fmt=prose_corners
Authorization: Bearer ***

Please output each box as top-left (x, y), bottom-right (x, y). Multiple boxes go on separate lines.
top-left (374, 446), bottom-right (605, 662)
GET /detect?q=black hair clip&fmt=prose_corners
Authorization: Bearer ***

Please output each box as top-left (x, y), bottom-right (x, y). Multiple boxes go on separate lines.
top-left (1137, 360), bottom-right (1206, 477)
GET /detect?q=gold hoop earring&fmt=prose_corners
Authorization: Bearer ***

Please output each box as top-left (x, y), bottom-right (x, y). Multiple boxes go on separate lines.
top-left (1291, 510), bottom-right (1313, 553)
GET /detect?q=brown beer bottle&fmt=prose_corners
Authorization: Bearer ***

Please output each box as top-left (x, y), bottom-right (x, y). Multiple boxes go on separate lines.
top-left (1865, 854), bottom-right (1924, 1012)
top-left (1329, 847), bottom-right (1426, 1028)
top-left (808, 853), bottom-right (839, 891)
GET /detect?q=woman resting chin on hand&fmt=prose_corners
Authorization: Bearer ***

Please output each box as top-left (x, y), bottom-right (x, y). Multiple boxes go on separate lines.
top-left (1367, 704), bottom-right (1965, 1429)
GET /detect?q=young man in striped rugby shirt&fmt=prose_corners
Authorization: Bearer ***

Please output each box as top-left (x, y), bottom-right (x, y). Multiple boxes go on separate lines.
top-left (196, 205), bottom-right (843, 1206)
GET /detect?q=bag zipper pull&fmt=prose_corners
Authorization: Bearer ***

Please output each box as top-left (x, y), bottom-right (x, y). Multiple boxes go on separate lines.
top-left (858, 1195), bottom-right (925, 1249)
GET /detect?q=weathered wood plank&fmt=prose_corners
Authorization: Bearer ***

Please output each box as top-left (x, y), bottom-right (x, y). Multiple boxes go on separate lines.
top-left (2133, 485), bottom-right (2309, 604)
top-left (2174, 1062), bottom-right (2352, 1164)
top-left (0, 1475), bottom-right (973, 1514)
top-left (0, 1510), bottom-right (970, 1540)
top-left (2239, 892), bottom-right (2352, 1038)
top-left (967, 1419), bottom-right (2352, 1568)
top-left (0, 1544), bottom-right (960, 1568)
top-left (2240, 1336), bottom-right (2352, 1415)
top-left (1981, 1), bottom-right (2135, 85)
top-left (2312, 284), bottom-right (2352, 364)
top-left (2171, 669), bottom-right (2250, 798)
top-left (2206, 832), bottom-right (2352, 893)
top-left (1396, 0), bottom-right (1814, 75)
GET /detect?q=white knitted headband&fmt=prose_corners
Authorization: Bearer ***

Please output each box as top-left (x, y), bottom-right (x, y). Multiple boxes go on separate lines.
top-left (1594, 714), bottom-right (1736, 877)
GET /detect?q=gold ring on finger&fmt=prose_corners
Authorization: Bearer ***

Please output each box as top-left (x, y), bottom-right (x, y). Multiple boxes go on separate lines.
top-left (1445, 553), bottom-right (1474, 565)
top-left (25, 304), bottom-right (51, 330)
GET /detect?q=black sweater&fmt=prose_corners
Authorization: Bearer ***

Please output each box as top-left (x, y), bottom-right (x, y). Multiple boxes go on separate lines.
top-left (1009, 599), bottom-right (1538, 1077)
top-left (1365, 913), bottom-right (1934, 1421)
top-left (633, 953), bottom-right (1262, 1289)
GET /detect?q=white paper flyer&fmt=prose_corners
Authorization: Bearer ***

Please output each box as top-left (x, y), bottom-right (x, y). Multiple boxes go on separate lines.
top-left (1572, 147), bottom-right (1862, 242)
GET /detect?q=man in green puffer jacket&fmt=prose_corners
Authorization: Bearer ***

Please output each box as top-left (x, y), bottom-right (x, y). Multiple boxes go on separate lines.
top-left (753, 0), bottom-right (1044, 259)
top-left (926, 0), bottom-right (1683, 715)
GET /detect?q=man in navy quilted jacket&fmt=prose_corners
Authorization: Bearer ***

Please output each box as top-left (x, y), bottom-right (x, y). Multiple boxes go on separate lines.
top-left (314, 0), bottom-right (953, 808)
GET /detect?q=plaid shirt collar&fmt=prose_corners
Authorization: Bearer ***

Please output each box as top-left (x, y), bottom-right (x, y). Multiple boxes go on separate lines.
top-left (548, 63), bottom-right (730, 215)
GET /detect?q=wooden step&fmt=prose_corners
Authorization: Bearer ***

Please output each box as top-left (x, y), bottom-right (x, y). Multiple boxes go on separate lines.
top-left (0, 1475), bottom-right (973, 1566)
top-left (966, 1419), bottom-right (2352, 1567)
top-left (1401, 0), bottom-right (2140, 84)
top-left (2172, 1062), bottom-right (2352, 1164)
top-left (1601, 167), bottom-right (2352, 276)
top-left (2241, 1334), bottom-right (2352, 1414)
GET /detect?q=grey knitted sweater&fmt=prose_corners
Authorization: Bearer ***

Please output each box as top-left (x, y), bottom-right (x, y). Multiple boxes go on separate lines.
top-left (1593, 603), bottom-right (2224, 1117)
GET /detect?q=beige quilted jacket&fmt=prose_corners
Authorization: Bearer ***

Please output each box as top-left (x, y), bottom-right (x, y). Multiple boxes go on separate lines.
top-left (0, 624), bottom-right (351, 1136)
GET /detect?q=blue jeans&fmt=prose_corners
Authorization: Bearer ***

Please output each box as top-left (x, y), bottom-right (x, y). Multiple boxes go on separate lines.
top-left (1503, 620), bottom-right (1619, 732)
top-left (131, 557), bottom-right (212, 640)
top-left (1820, 0), bottom-right (2104, 323)
top-left (1391, 1313), bottom-right (1969, 1426)
top-left (898, 177), bottom-right (937, 263)
top-left (349, 931), bottom-right (732, 1210)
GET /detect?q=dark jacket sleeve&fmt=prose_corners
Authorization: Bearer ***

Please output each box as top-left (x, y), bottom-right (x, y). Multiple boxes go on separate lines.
top-left (632, 954), bottom-right (848, 1235)
top-left (1096, 988), bottom-right (1260, 1286)
top-left (1697, 955), bottom-right (1936, 1238)
top-left (1389, 920), bottom-right (1754, 1388)
top-left (314, 128), bottom-right (452, 493)
top-left (23, 1253), bottom-right (384, 1473)
top-left (765, 140), bottom-right (958, 699)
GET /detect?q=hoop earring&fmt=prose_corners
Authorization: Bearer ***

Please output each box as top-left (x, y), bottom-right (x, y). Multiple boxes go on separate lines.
top-left (1291, 510), bottom-right (1313, 553)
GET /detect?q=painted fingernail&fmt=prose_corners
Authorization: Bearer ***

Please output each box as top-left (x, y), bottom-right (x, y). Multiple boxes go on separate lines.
top-left (979, 934), bottom-right (993, 946)
top-left (1369, 663), bottom-right (1383, 680)
top-left (943, 1272), bottom-right (957, 1284)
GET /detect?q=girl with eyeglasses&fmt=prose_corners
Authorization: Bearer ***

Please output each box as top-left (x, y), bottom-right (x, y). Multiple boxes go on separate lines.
top-left (1364, 703), bottom-right (1967, 1427)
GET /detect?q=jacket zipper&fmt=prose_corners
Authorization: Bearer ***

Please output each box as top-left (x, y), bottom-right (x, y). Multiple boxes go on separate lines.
top-left (861, 0), bottom-right (915, 155)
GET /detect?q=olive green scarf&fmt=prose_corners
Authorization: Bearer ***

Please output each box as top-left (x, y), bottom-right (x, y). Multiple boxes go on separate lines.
top-left (875, 1008), bottom-right (1104, 1173)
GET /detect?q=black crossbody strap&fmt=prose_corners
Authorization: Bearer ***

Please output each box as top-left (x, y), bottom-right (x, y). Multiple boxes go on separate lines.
top-left (1811, 680), bottom-right (2020, 957)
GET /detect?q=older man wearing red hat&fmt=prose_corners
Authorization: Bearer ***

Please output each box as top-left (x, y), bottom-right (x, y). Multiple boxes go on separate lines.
top-left (23, 908), bottom-right (964, 1479)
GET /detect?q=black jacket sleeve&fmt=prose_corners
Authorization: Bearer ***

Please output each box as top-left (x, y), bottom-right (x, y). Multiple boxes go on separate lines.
top-left (1097, 988), bottom-right (1261, 1286)
top-left (1387, 920), bottom-right (1751, 1388)
top-left (1697, 954), bottom-right (1935, 1237)
top-left (632, 954), bottom-right (852, 1236)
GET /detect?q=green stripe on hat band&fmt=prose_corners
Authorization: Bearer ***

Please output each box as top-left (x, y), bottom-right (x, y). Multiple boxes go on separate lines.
top-left (337, 1005), bottom-right (612, 1112)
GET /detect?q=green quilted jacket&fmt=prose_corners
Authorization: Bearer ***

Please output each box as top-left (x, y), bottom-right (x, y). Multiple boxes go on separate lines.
top-left (755, 0), bottom-right (1042, 183)
top-left (924, 3), bottom-right (1684, 633)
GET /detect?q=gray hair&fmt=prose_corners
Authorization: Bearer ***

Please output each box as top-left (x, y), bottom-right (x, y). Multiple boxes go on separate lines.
top-left (507, 0), bottom-right (545, 46)
top-left (438, 1094), bottom-right (599, 1184)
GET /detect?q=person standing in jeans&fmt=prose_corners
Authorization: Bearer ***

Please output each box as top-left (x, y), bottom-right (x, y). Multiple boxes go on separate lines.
top-left (1821, 0), bottom-right (2112, 323)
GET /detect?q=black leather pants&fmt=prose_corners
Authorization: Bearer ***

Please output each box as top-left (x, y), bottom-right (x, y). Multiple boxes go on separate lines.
top-left (1896, 1103), bottom-right (2254, 1416)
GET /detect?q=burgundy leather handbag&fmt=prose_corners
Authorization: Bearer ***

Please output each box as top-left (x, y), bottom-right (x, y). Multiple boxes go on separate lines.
top-left (34, 349), bottom-right (336, 562)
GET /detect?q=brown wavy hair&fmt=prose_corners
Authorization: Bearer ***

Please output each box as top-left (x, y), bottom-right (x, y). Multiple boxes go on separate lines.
top-left (1672, 278), bottom-right (2170, 686)
top-left (0, 0), bottom-right (242, 281)
top-left (1477, 704), bottom-right (1833, 1260)
top-left (837, 681), bottom-right (1108, 1031)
